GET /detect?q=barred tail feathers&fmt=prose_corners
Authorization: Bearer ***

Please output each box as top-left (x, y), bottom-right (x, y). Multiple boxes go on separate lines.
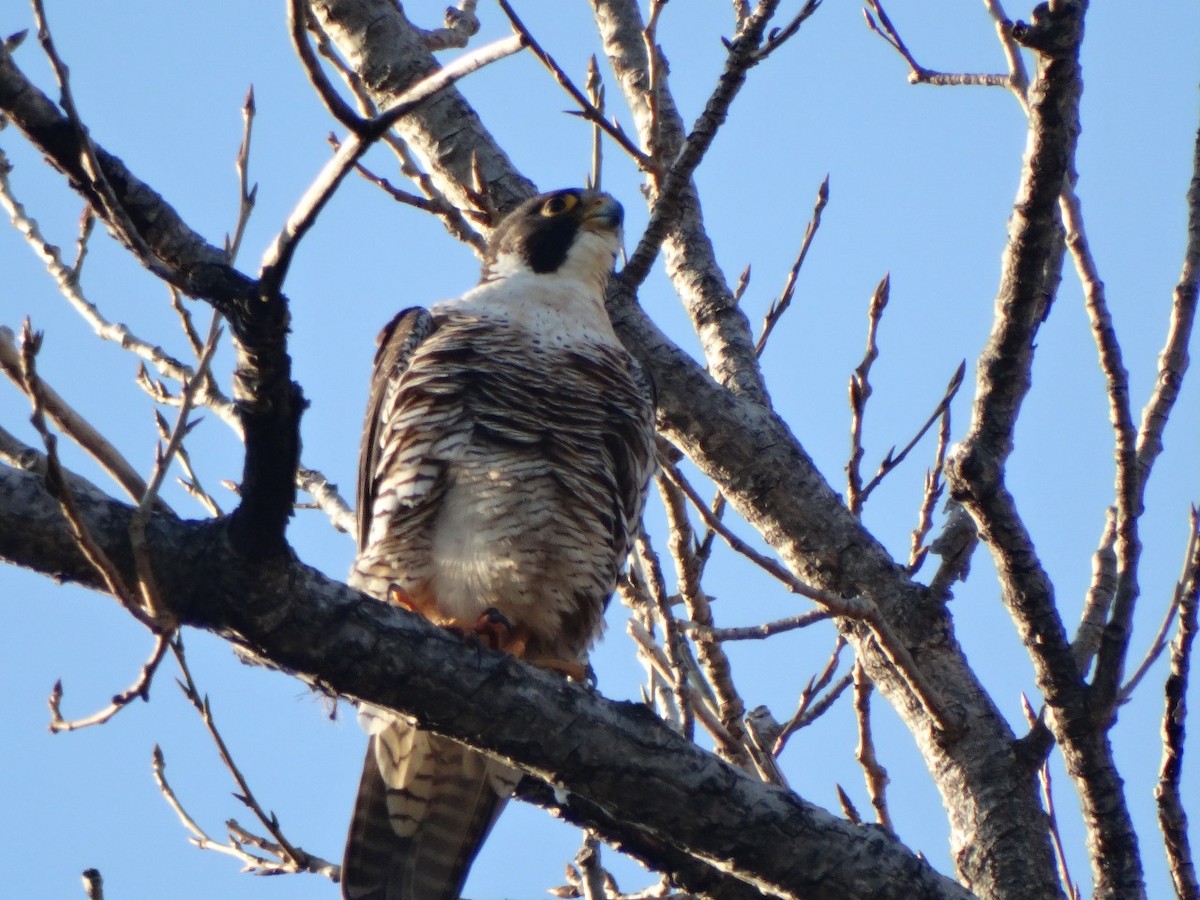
top-left (341, 721), bottom-right (516, 900)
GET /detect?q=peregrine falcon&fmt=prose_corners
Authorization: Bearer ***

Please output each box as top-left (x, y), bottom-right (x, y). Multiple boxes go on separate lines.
top-left (341, 189), bottom-right (657, 900)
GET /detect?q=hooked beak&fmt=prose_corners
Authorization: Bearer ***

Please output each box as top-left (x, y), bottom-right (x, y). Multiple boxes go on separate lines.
top-left (581, 192), bottom-right (624, 231)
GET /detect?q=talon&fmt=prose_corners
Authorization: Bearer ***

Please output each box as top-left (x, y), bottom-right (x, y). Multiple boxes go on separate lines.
top-left (387, 584), bottom-right (417, 612)
top-left (438, 610), bottom-right (529, 657)
top-left (472, 607), bottom-right (514, 652)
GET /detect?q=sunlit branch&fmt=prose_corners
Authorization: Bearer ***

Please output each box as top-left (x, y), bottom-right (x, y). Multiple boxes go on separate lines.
top-left (1156, 508), bottom-right (1200, 898)
top-left (682, 610), bottom-right (829, 643)
top-left (863, 0), bottom-right (1011, 88)
top-left (852, 661), bottom-right (892, 830)
top-left (259, 33), bottom-right (526, 294)
top-left (657, 473), bottom-right (754, 772)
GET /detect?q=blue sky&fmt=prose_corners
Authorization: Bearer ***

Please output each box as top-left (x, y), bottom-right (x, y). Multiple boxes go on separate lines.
top-left (2, 2), bottom-right (1198, 898)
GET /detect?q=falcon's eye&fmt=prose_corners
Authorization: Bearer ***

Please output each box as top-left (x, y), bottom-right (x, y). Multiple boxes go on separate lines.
top-left (540, 194), bottom-right (578, 217)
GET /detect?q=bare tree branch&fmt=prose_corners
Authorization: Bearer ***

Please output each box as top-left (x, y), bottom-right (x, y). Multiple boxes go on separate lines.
top-left (0, 465), bottom-right (975, 900)
top-left (496, 0), bottom-right (656, 174)
top-left (944, 4), bottom-right (1147, 895)
top-left (0, 325), bottom-right (151, 504)
top-left (863, 0), bottom-right (1012, 88)
top-left (755, 175), bottom-right (829, 356)
top-left (852, 661), bottom-right (892, 830)
top-left (47, 633), bottom-right (170, 733)
top-left (1155, 509), bottom-right (1200, 900)
top-left (257, 33), bottom-right (526, 296)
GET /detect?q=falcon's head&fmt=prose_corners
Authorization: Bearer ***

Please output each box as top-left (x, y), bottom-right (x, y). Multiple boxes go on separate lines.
top-left (483, 189), bottom-right (623, 286)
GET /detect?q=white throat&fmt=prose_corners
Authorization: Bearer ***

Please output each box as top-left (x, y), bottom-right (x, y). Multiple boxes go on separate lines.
top-left (434, 228), bottom-right (622, 346)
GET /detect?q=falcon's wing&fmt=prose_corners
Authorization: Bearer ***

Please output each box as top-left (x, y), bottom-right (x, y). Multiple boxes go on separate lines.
top-left (355, 307), bottom-right (436, 552)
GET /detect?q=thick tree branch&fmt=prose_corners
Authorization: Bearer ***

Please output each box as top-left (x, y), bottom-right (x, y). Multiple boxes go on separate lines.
top-left (6, 4), bottom-right (1065, 894)
top-left (944, 4), bottom-right (1146, 898)
top-left (0, 465), bottom-right (974, 900)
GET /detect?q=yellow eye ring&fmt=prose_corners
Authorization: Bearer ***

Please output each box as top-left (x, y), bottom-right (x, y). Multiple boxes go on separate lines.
top-left (540, 193), bottom-right (579, 217)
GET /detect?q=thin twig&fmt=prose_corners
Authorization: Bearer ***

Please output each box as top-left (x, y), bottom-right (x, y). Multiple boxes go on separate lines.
top-left (297, 466), bottom-right (355, 534)
top-left (852, 661), bottom-right (892, 830)
top-left (67, 206), bottom-right (94, 284)
top-left (620, 0), bottom-right (820, 290)
top-left (224, 86), bottom-right (259, 264)
top-left (164, 423), bottom-right (223, 517)
top-left (627, 618), bottom-right (736, 754)
top-left (128, 314), bottom-right (222, 624)
top-left (858, 360), bottom-right (966, 508)
top-left (908, 401), bottom-right (953, 573)
top-left (659, 459), bottom-right (838, 604)
top-left (585, 55), bottom-right (605, 190)
top-left (743, 705), bottom-right (790, 787)
top-left (755, 175), bottom-right (829, 356)
top-left (633, 529), bottom-right (695, 739)
top-left (681, 610), bottom-right (829, 642)
top-left (30, 0), bottom-right (174, 281)
top-left (774, 638), bottom-right (847, 756)
top-left (290, 0), bottom-right (364, 130)
top-left (169, 638), bottom-right (331, 876)
top-left (657, 474), bottom-right (754, 772)
top-left (847, 274), bottom-right (890, 516)
top-left (1117, 587), bottom-right (1183, 706)
top-left (153, 743), bottom-right (332, 876)
top-left (1064, 172), bottom-right (1140, 717)
top-left (641, 0), bottom-right (668, 167)
top-left (304, 14), bottom-right (488, 249)
top-left (16, 321), bottom-right (153, 629)
top-left (327, 133), bottom-right (442, 211)
top-left (659, 459), bottom-right (955, 731)
top-left (1094, 86), bottom-right (1200, 720)
top-left (0, 148), bottom-right (210, 400)
top-left (756, 0), bottom-right (823, 59)
top-left (981, 0), bottom-right (1031, 100)
top-left (1021, 695), bottom-right (1082, 900)
top-left (496, 0), bottom-right (657, 174)
top-left (47, 633), bottom-right (171, 733)
top-left (617, 571), bottom-right (684, 732)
